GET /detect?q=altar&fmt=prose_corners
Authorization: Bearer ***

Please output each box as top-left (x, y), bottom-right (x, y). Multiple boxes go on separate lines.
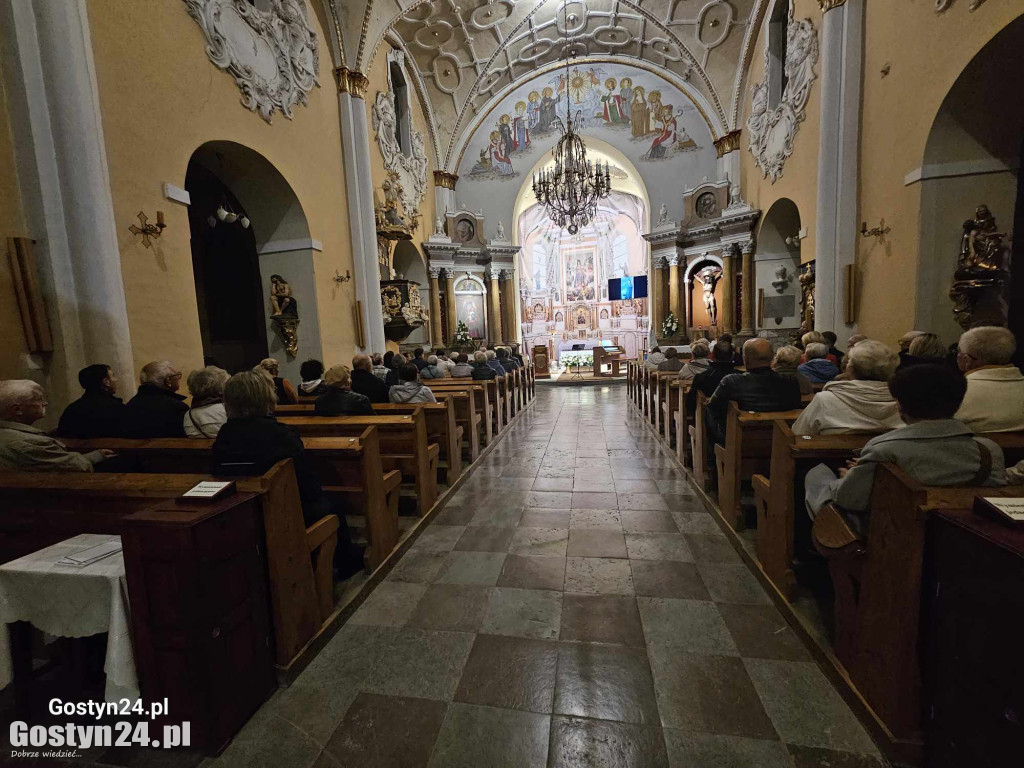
top-left (556, 338), bottom-right (617, 361)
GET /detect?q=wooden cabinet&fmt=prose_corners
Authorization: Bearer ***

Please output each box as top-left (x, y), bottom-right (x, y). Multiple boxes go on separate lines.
top-left (122, 492), bottom-right (276, 754)
top-left (923, 508), bottom-right (1024, 768)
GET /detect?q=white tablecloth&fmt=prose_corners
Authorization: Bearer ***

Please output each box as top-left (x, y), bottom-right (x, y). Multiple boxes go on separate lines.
top-left (0, 534), bottom-right (139, 702)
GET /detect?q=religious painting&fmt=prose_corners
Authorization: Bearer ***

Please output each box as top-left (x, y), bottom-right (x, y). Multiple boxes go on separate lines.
top-left (456, 295), bottom-right (485, 338)
top-left (453, 218), bottom-right (476, 243)
top-left (642, 103), bottom-right (700, 161)
top-left (565, 251), bottom-right (596, 303)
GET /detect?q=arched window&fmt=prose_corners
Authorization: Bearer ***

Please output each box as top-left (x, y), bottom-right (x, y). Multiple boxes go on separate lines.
top-left (768, 0), bottom-right (791, 109)
top-left (388, 57), bottom-right (413, 156)
top-left (612, 234), bottom-right (629, 277)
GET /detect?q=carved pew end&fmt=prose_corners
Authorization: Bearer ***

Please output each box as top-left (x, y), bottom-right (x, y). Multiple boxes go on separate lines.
top-left (812, 504), bottom-right (866, 668)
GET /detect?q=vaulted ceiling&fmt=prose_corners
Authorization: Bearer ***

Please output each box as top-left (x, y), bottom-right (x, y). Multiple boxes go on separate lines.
top-left (335, 1), bottom-right (769, 168)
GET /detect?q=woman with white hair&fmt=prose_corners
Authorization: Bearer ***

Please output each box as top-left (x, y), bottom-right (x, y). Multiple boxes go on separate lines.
top-left (798, 343), bottom-right (840, 384)
top-left (771, 345), bottom-right (814, 395)
top-left (792, 340), bottom-right (904, 436)
top-left (955, 326), bottom-right (1024, 432)
top-left (256, 358), bottom-right (298, 404)
top-left (418, 354), bottom-right (446, 379)
top-left (122, 360), bottom-right (188, 437)
top-left (678, 341), bottom-right (711, 380)
top-left (184, 366), bottom-right (230, 438)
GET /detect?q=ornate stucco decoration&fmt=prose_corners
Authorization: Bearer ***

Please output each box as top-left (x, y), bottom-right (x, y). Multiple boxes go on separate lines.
top-left (746, 5), bottom-right (819, 183)
top-left (183, 0), bottom-right (320, 124)
top-left (372, 89), bottom-right (429, 219)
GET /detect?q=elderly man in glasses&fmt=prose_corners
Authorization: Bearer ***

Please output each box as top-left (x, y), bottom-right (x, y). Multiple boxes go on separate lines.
top-left (122, 360), bottom-right (188, 437)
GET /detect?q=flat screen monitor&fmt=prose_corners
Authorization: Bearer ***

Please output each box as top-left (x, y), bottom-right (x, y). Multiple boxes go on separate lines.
top-left (609, 275), bottom-right (648, 300)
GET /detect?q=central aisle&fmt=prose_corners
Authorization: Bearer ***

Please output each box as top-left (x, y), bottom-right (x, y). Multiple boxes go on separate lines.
top-left (212, 385), bottom-right (885, 768)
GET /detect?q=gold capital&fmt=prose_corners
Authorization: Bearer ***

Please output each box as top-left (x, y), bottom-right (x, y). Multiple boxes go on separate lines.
top-left (334, 67), bottom-right (370, 99)
top-left (433, 171), bottom-right (459, 190)
top-left (713, 129), bottom-right (742, 158)
top-left (818, 0), bottom-right (847, 10)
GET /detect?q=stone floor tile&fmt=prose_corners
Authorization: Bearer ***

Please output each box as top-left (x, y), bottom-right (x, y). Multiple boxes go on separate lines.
top-left (509, 527), bottom-right (569, 557)
top-left (468, 506), bottom-right (524, 528)
top-left (568, 508), bottom-right (622, 529)
top-left (698, 563), bottom-right (772, 605)
top-left (626, 533), bottom-right (693, 562)
top-left (363, 629), bottom-right (475, 701)
top-left (548, 717), bottom-right (669, 768)
top-left (684, 534), bottom-right (743, 563)
top-left (537, 466), bottom-right (576, 478)
top-left (743, 659), bottom-right (879, 755)
top-left (564, 557), bottom-right (634, 595)
top-left (497, 555), bottom-right (567, 591)
top-left (663, 731), bottom-right (793, 768)
top-left (410, 525), bottom-right (466, 553)
top-left (787, 745), bottom-right (888, 768)
top-left (527, 491), bottom-right (574, 508)
top-left (671, 511), bottom-right (724, 535)
top-left (554, 643), bottom-right (660, 724)
top-left (387, 550), bottom-right (450, 584)
top-left (573, 476), bottom-right (616, 493)
top-left (571, 491), bottom-right (619, 508)
top-left (433, 505), bottom-right (476, 526)
top-left (405, 584), bottom-right (493, 633)
top-left (619, 511), bottom-right (679, 534)
top-left (637, 597), bottom-right (738, 655)
top-left (617, 493), bottom-right (670, 511)
top-left (631, 561), bottom-right (711, 600)
top-left (611, 467), bottom-right (654, 480)
top-left (435, 551), bottom-right (507, 585)
top-left (561, 593), bottom-right (638, 651)
top-left (648, 648), bottom-right (777, 738)
top-left (427, 703), bottom-right (550, 768)
top-left (532, 477), bottom-right (575, 492)
top-left (519, 509), bottom-right (571, 529)
top-left (454, 634), bottom-right (557, 713)
top-left (613, 478), bottom-right (655, 493)
top-left (454, 525), bottom-right (516, 553)
top-left (717, 604), bottom-right (809, 661)
top-left (481, 586), bottom-right (563, 639)
top-left (567, 528), bottom-right (628, 558)
top-left (213, 705), bottom-right (322, 768)
top-left (324, 693), bottom-right (447, 768)
top-left (350, 582), bottom-right (427, 628)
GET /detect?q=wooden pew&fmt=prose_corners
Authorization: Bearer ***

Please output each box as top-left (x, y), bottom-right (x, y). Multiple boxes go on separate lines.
top-left (673, 380), bottom-right (692, 465)
top-left (0, 460), bottom-right (336, 670)
top-left (277, 413), bottom-right (438, 514)
top-left (754, 425), bottom-right (1024, 600)
top-left (713, 402), bottom-right (806, 530)
top-left (688, 390), bottom-right (710, 491)
top-left (428, 380), bottom-right (497, 444)
top-left (814, 463), bottom-right (1024, 742)
top-left (660, 378), bottom-right (685, 446)
top-left (646, 370), bottom-right (659, 427)
top-left (433, 390), bottom-right (480, 462)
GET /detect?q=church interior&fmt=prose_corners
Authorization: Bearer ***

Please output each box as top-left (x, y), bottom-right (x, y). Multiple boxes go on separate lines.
top-left (0, 1), bottom-right (1022, 766)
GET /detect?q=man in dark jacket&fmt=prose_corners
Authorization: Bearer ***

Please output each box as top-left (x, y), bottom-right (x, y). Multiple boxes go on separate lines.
top-left (686, 341), bottom-right (736, 415)
top-left (314, 365), bottom-right (374, 415)
top-left (350, 355), bottom-right (391, 404)
top-left (496, 347), bottom-right (520, 372)
top-left (57, 364), bottom-right (126, 437)
top-left (122, 361), bottom-right (188, 437)
top-left (385, 353), bottom-right (406, 387)
top-left (411, 348), bottom-right (429, 372)
top-left (707, 338), bottom-right (802, 445)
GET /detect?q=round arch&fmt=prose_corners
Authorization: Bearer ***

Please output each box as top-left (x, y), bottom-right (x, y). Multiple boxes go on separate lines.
top-left (916, 15), bottom-right (1024, 345)
top-left (755, 197), bottom-right (803, 332)
top-left (393, 240), bottom-right (430, 345)
top-left (185, 140), bottom-right (322, 379)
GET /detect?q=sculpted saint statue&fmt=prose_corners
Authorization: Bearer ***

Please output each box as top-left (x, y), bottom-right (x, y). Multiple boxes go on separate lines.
top-left (694, 266), bottom-right (722, 326)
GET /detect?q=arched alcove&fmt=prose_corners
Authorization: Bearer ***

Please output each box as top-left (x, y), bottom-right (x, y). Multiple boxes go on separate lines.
top-left (393, 240), bottom-right (429, 345)
top-left (186, 141), bottom-right (322, 380)
top-left (755, 198), bottom-right (803, 331)
top-left (917, 16), bottom-right (1024, 346)
top-left (453, 274), bottom-right (487, 340)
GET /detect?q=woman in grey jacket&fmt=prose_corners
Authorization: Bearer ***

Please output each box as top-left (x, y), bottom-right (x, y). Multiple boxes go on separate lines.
top-left (805, 364), bottom-right (1005, 535)
top-left (388, 364), bottom-right (438, 404)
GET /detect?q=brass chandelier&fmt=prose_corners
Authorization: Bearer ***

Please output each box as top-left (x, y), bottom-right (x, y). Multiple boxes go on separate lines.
top-left (531, 1), bottom-right (610, 235)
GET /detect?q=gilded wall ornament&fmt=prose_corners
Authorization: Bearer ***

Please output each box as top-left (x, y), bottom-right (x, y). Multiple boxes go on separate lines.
top-left (183, 0), bottom-right (320, 123)
top-left (746, 5), bottom-right (818, 182)
top-left (949, 203), bottom-right (1011, 330)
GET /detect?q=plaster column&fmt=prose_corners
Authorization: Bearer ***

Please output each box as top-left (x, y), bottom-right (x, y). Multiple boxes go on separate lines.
top-left (814, 0), bottom-right (864, 343)
top-left (341, 69), bottom-right (387, 353)
top-left (682, 277), bottom-right (692, 331)
top-left (740, 240), bottom-right (756, 335)
top-left (668, 254), bottom-right (682, 328)
top-left (0, 0), bottom-right (135, 412)
top-left (651, 255), bottom-right (668, 338)
top-left (500, 270), bottom-right (517, 345)
top-left (433, 171), bottom-right (458, 221)
top-left (428, 267), bottom-right (443, 346)
top-left (443, 270), bottom-right (457, 344)
top-left (486, 269), bottom-right (502, 346)
top-left (721, 244), bottom-right (738, 333)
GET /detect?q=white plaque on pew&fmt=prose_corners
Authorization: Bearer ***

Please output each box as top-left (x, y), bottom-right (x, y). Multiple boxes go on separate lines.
top-left (976, 497), bottom-right (1024, 525)
top-left (180, 480), bottom-right (236, 502)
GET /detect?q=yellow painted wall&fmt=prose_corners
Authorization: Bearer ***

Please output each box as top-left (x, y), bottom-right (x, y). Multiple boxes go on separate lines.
top-left (85, 0), bottom-right (356, 385)
top-left (0, 59), bottom-right (29, 378)
top-left (740, 0), bottom-right (821, 270)
top-left (855, 1), bottom-right (1024, 344)
top-left (364, 45), bottom-right (437, 269)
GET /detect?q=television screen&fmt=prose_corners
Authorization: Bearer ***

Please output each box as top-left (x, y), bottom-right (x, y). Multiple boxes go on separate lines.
top-left (634, 275), bottom-right (648, 299)
top-left (608, 277), bottom-right (621, 301)
top-left (610, 275), bottom-right (648, 300)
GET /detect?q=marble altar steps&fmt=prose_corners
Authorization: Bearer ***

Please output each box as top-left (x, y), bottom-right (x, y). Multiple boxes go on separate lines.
top-left (0, 366), bottom-right (536, 755)
top-left (624, 359), bottom-right (1024, 766)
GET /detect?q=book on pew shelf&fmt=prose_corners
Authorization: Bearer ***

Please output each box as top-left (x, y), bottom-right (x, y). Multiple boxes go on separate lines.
top-left (177, 480), bottom-right (237, 503)
top-left (975, 496), bottom-right (1024, 526)
top-left (56, 539), bottom-right (123, 567)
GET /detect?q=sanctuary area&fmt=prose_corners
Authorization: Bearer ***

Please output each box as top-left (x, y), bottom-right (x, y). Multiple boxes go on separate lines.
top-left (0, 1), bottom-right (1022, 767)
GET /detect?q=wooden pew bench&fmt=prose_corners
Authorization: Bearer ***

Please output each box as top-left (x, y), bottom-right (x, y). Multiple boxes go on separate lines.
top-left (672, 380), bottom-right (692, 465)
top-left (277, 413), bottom-right (438, 515)
top-left (427, 380), bottom-right (497, 445)
top-left (811, 462), bottom-right (1024, 743)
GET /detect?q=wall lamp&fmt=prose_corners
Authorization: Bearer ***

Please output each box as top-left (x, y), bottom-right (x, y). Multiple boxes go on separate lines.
top-left (333, 269), bottom-right (353, 283)
top-left (860, 219), bottom-right (891, 239)
top-left (129, 211), bottom-right (166, 248)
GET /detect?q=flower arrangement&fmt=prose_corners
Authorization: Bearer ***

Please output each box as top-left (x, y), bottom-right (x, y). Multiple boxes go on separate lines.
top-left (452, 320), bottom-right (473, 347)
top-left (560, 351), bottom-right (594, 368)
top-left (661, 312), bottom-right (680, 339)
